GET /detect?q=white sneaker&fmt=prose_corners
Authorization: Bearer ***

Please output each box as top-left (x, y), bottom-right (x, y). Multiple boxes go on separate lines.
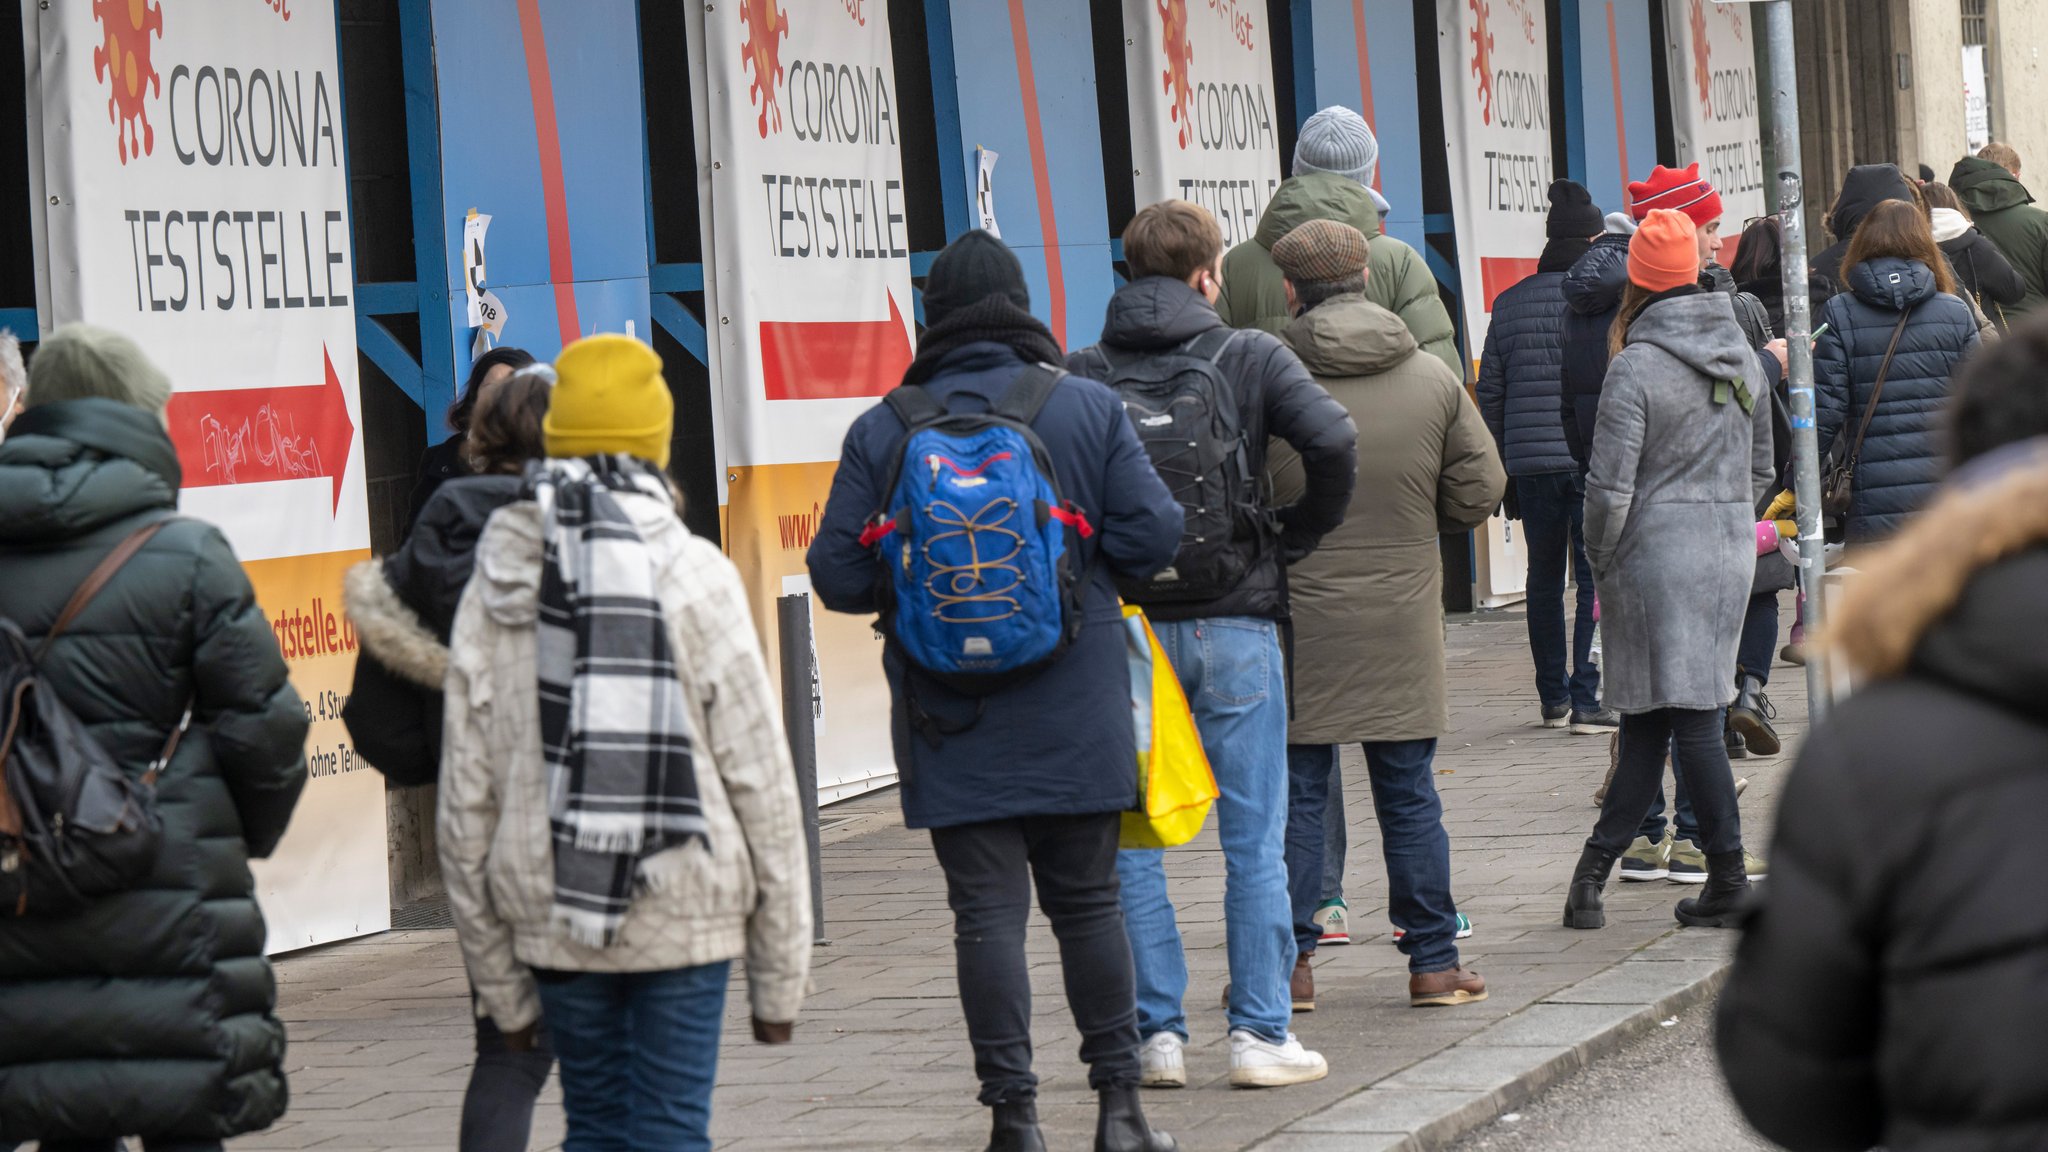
top-left (1138, 1031), bottom-right (1186, 1088)
top-left (1227, 1029), bottom-right (1328, 1088)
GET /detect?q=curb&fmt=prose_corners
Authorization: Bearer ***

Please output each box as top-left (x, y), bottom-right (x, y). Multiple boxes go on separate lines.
top-left (1249, 929), bottom-right (1735, 1152)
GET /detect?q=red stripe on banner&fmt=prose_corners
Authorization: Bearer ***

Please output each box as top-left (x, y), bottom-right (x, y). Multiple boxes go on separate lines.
top-left (514, 0), bottom-right (581, 348)
top-left (1607, 2), bottom-right (1631, 209)
top-left (1351, 0), bottom-right (1382, 198)
top-left (1006, 0), bottom-right (1066, 349)
top-left (1480, 257), bottom-right (1541, 312)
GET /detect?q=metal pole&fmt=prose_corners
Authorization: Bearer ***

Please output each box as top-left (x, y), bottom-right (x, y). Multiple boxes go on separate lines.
top-left (776, 593), bottom-right (827, 944)
top-left (1763, 1), bottom-right (1830, 723)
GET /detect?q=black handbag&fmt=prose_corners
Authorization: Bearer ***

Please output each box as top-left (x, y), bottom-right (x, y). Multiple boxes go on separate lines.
top-left (1822, 308), bottom-right (1913, 523)
top-left (0, 522), bottom-right (182, 917)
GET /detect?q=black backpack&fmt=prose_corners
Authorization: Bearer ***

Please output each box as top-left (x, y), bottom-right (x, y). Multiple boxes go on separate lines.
top-left (1098, 328), bottom-right (1260, 603)
top-left (0, 521), bottom-right (178, 917)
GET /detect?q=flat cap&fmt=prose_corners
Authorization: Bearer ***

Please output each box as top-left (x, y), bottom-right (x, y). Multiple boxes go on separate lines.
top-left (1270, 219), bottom-right (1372, 284)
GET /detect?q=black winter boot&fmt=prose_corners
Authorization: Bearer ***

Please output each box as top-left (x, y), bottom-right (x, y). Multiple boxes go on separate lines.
top-left (1675, 850), bottom-right (1754, 927)
top-left (1727, 675), bottom-right (1781, 756)
top-left (1095, 1085), bottom-right (1177, 1152)
top-left (1564, 845), bottom-right (1618, 930)
top-left (986, 1099), bottom-right (1047, 1152)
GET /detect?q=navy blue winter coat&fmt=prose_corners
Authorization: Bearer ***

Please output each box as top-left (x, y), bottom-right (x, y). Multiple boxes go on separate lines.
top-left (1559, 234), bottom-right (1632, 467)
top-left (807, 342), bottom-right (1184, 829)
top-left (1477, 270), bottom-right (1576, 476)
top-left (1814, 257), bottom-right (1981, 543)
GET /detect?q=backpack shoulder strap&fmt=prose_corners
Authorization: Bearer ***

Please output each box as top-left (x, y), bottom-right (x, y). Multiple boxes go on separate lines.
top-left (883, 385), bottom-right (946, 430)
top-left (994, 363), bottom-right (1068, 426)
top-left (1183, 327), bottom-right (1239, 363)
top-left (33, 520), bottom-right (169, 663)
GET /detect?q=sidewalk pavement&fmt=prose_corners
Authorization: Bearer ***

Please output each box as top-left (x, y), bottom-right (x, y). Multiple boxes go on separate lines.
top-left (234, 605), bottom-right (1807, 1152)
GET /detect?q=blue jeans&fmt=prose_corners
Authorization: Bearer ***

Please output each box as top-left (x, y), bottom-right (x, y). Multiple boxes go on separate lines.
top-left (1518, 472), bottom-right (1600, 712)
top-left (1320, 763), bottom-right (1346, 902)
top-left (533, 962), bottom-right (732, 1152)
top-left (1117, 616), bottom-right (1294, 1044)
top-left (1286, 741), bottom-right (1461, 973)
top-left (1636, 739), bottom-right (1701, 844)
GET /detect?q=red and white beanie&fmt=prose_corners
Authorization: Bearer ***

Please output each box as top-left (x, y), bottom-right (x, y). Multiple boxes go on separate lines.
top-left (1626, 162), bottom-right (1724, 229)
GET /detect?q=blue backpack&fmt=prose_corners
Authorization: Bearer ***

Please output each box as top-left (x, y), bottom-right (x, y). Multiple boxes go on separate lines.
top-left (860, 365), bottom-right (1095, 698)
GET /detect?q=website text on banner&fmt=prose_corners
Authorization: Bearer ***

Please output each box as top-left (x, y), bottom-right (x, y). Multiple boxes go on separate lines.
top-left (1438, 0), bottom-right (1548, 604)
top-left (689, 0), bottom-right (916, 801)
top-left (1125, 0), bottom-right (1283, 248)
top-left (28, 0), bottom-right (387, 951)
top-left (1665, 0), bottom-right (1764, 225)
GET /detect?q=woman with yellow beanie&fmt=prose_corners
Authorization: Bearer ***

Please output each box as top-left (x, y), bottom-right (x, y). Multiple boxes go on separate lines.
top-left (436, 333), bottom-right (813, 1151)
top-left (1563, 209), bottom-right (1775, 932)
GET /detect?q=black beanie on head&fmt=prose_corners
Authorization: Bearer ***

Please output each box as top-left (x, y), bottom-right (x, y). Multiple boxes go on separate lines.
top-left (922, 229), bottom-right (1031, 327)
top-left (1545, 179), bottom-right (1605, 238)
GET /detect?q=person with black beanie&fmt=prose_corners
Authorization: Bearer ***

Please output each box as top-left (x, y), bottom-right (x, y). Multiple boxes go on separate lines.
top-left (1476, 179), bottom-right (1617, 733)
top-left (807, 229), bottom-right (1185, 1152)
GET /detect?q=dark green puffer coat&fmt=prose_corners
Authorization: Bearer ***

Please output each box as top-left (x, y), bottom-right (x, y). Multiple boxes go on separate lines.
top-left (0, 398), bottom-right (309, 1142)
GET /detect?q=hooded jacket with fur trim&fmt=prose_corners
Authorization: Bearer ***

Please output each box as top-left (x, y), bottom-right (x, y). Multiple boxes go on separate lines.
top-left (1719, 441), bottom-right (2048, 1152)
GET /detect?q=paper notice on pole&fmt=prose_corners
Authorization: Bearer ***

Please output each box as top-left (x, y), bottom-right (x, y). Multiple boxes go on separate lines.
top-left (1664, 0), bottom-right (1764, 224)
top-left (1123, 0), bottom-right (1283, 248)
top-left (976, 146), bottom-right (1002, 237)
top-left (1964, 45), bottom-right (1990, 151)
top-left (464, 210), bottom-right (492, 326)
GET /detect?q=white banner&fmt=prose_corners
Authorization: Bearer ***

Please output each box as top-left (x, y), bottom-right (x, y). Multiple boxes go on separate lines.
top-left (1438, 0), bottom-right (1547, 605)
top-left (689, 1), bottom-right (912, 801)
top-left (31, 0), bottom-right (387, 951)
top-left (1125, 0), bottom-right (1282, 247)
top-left (1964, 44), bottom-right (1990, 152)
top-left (1665, 0), bottom-right (1765, 225)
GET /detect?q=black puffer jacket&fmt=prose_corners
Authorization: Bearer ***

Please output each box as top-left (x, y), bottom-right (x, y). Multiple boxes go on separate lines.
top-left (1812, 163), bottom-right (1918, 285)
top-left (1068, 276), bottom-right (1358, 622)
top-left (1720, 447), bottom-right (2048, 1152)
top-left (343, 475), bottom-right (523, 787)
top-left (1737, 272), bottom-right (1835, 338)
top-left (1938, 227), bottom-right (2028, 324)
top-left (1814, 257), bottom-right (1981, 542)
top-left (1477, 260), bottom-right (1576, 477)
top-left (0, 399), bottom-right (308, 1142)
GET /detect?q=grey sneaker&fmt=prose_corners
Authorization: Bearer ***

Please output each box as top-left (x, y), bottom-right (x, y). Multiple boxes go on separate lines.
top-left (1541, 703), bottom-right (1571, 729)
top-left (1571, 707), bottom-right (1622, 735)
top-left (1669, 838), bottom-right (1767, 883)
top-left (1620, 834), bottom-right (1672, 881)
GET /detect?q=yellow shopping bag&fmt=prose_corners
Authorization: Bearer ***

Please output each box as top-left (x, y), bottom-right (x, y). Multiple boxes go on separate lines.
top-left (1119, 605), bottom-right (1218, 849)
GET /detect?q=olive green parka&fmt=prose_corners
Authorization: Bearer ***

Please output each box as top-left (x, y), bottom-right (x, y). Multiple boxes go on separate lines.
top-left (0, 398), bottom-right (308, 1142)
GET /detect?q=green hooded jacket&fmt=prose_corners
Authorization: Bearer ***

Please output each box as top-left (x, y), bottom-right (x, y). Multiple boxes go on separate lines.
top-left (1951, 156), bottom-right (2048, 317)
top-left (1216, 172), bottom-right (1463, 379)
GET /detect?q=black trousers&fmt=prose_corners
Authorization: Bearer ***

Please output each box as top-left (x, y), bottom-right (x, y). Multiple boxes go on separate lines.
top-left (1590, 708), bottom-right (1745, 857)
top-left (929, 812), bottom-right (1141, 1104)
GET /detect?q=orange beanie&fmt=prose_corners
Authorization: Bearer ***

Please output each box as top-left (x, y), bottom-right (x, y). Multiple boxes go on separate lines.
top-left (1627, 209), bottom-right (1702, 293)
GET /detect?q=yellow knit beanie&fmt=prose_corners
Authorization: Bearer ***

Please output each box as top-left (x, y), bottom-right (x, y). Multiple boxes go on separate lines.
top-left (543, 334), bottom-right (673, 468)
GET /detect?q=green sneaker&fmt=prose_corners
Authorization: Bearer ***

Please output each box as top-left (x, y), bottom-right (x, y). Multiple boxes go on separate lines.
top-left (1313, 899), bottom-right (1351, 946)
top-left (1391, 912), bottom-right (1473, 944)
top-left (1619, 834), bottom-right (1671, 881)
top-left (1668, 838), bottom-right (1768, 883)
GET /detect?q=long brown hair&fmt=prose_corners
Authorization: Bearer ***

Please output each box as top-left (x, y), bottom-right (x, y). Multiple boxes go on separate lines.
top-left (1843, 200), bottom-right (1958, 298)
top-left (1920, 181), bottom-right (1967, 216)
top-left (465, 364), bottom-right (553, 474)
top-left (1607, 282), bottom-right (1657, 359)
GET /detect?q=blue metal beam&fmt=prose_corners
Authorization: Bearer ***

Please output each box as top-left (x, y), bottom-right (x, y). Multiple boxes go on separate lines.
top-left (357, 315), bottom-right (426, 407)
top-left (922, 0), bottom-right (969, 240)
top-left (650, 293), bottom-right (709, 366)
top-left (0, 309), bottom-right (36, 336)
top-left (354, 282), bottom-right (420, 317)
top-left (399, 0), bottom-right (457, 431)
top-left (1558, 0), bottom-right (1589, 186)
top-left (1291, 0), bottom-right (1317, 128)
top-left (649, 264), bottom-right (706, 293)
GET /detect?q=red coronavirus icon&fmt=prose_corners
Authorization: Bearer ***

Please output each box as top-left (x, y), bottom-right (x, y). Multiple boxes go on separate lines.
top-left (93, 0), bottom-right (164, 164)
top-left (1691, 0), bottom-right (1713, 114)
top-left (740, 0), bottom-right (789, 139)
top-left (1469, 0), bottom-right (1495, 125)
top-left (1158, 0), bottom-right (1195, 149)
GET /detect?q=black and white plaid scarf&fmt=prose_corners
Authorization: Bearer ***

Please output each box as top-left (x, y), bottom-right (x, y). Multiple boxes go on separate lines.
top-left (527, 455), bottom-right (708, 948)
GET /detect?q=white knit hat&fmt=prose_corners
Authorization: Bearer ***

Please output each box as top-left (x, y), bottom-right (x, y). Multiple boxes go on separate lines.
top-left (1293, 106), bottom-right (1381, 188)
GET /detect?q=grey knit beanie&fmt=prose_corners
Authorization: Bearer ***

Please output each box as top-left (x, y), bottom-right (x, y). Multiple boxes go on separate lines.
top-left (27, 323), bottom-right (174, 415)
top-left (1293, 106), bottom-right (1380, 188)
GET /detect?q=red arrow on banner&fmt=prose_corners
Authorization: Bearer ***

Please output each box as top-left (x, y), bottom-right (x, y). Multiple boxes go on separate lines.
top-left (165, 345), bottom-right (356, 514)
top-left (760, 291), bottom-right (914, 401)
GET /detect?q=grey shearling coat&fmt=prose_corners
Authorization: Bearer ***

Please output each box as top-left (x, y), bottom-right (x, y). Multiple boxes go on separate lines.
top-left (1584, 292), bottom-right (1774, 713)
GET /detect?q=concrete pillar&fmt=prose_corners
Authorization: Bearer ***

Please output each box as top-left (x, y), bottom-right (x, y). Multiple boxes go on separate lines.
top-left (1989, 0), bottom-right (2048, 173)
top-left (1902, 0), bottom-right (1969, 179)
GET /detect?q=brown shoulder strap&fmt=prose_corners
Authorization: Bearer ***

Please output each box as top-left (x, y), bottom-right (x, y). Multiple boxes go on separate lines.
top-left (1846, 307), bottom-right (1915, 467)
top-left (34, 521), bottom-right (168, 663)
